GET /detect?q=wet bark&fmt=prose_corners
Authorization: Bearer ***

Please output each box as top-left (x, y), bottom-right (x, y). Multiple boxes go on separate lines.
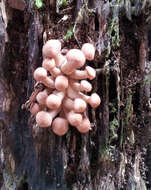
top-left (0, 0), bottom-right (151, 190)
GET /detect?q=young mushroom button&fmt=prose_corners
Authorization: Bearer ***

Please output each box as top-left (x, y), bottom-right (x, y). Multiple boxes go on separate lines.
top-left (61, 49), bottom-right (86, 75)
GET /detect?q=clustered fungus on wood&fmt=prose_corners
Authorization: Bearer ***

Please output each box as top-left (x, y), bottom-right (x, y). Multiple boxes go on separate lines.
top-left (25, 40), bottom-right (101, 136)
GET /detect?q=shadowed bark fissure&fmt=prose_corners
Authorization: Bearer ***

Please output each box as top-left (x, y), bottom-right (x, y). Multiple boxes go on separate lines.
top-left (0, 0), bottom-right (151, 190)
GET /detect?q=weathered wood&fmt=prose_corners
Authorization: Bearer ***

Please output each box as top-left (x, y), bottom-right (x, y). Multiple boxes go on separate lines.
top-left (0, 0), bottom-right (151, 189)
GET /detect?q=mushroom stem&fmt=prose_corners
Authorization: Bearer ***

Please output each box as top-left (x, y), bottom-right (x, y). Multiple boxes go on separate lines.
top-left (66, 85), bottom-right (80, 99)
top-left (79, 92), bottom-right (101, 108)
top-left (69, 66), bottom-right (96, 80)
top-left (42, 76), bottom-right (55, 88)
top-left (48, 108), bottom-right (60, 119)
top-left (69, 79), bottom-right (81, 92)
top-left (61, 49), bottom-right (85, 75)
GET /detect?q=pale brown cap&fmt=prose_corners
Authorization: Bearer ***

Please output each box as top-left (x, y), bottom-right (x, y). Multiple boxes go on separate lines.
top-left (55, 75), bottom-right (69, 91)
top-left (74, 98), bottom-right (87, 113)
top-left (76, 117), bottom-right (91, 133)
top-left (85, 66), bottom-right (96, 80)
top-left (34, 67), bottom-right (47, 81)
top-left (52, 117), bottom-right (69, 136)
top-left (81, 43), bottom-right (95, 61)
top-left (66, 49), bottom-right (86, 69)
top-left (46, 94), bottom-right (61, 109)
top-left (89, 93), bottom-right (101, 108)
top-left (36, 111), bottom-right (52, 127)
top-left (42, 40), bottom-right (61, 58)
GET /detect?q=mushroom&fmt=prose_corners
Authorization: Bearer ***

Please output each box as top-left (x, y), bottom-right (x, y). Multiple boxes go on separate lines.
top-left (69, 79), bottom-right (80, 92)
top-left (36, 89), bottom-right (48, 105)
top-left (61, 49), bottom-right (86, 75)
top-left (42, 76), bottom-right (55, 88)
top-left (65, 110), bottom-right (83, 127)
top-left (76, 116), bottom-right (91, 133)
top-left (30, 103), bottom-right (41, 115)
top-left (74, 98), bottom-right (87, 113)
top-left (62, 97), bottom-right (74, 110)
top-left (79, 92), bottom-right (101, 108)
top-left (52, 117), bottom-right (69, 136)
top-left (42, 59), bottom-right (61, 77)
top-left (36, 111), bottom-right (52, 127)
top-left (55, 75), bottom-right (68, 91)
top-left (34, 67), bottom-right (47, 81)
top-left (46, 91), bottom-right (65, 109)
top-left (81, 43), bottom-right (95, 61)
top-left (36, 108), bottom-right (60, 128)
top-left (42, 39), bottom-right (66, 67)
top-left (80, 80), bottom-right (92, 92)
top-left (69, 66), bottom-right (96, 80)
top-left (66, 85), bottom-right (80, 99)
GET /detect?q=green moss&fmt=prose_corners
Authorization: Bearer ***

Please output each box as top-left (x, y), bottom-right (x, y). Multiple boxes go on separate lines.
top-left (35, 0), bottom-right (43, 9)
top-left (58, 0), bottom-right (68, 7)
top-left (64, 25), bottom-right (73, 40)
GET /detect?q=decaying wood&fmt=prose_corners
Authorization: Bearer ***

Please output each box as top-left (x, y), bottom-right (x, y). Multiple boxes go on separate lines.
top-left (0, 0), bottom-right (151, 189)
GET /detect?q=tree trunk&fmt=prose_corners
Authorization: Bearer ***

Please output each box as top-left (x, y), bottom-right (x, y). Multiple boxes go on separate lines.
top-left (0, 0), bottom-right (151, 189)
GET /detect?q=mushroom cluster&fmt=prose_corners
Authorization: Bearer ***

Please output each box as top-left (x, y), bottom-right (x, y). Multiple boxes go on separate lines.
top-left (29, 39), bottom-right (101, 136)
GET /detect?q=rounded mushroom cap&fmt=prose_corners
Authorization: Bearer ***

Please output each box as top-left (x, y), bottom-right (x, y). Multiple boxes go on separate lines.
top-left (34, 67), bottom-right (47, 81)
top-left (42, 39), bottom-right (61, 58)
top-left (55, 75), bottom-right (68, 91)
top-left (85, 66), bottom-right (96, 80)
top-left (30, 103), bottom-right (41, 115)
top-left (46, 94), bottom-right (61, 109)
top-left (66, 49), bottom-right (86, 69)
top-left (42, 59), bottom-right (55, 71)
top-left (36, 111), bottom-right (52, 127)
top-left (67, 111), bottom-right (82, 127)
top-left (76, 117), bottom-right (91, 133)
top-left (74, 98), bottom-right (87, 113)
top-left (89, 93), bottom-right (101, 108)
top-left (81, 43), bottom-right (95, 61)
top-left (63, 97), bottom-right (74, 110)
top-left (52, 117), bottom-right (69, 136)
top-left (36, 90), bottom-right (48, 105)
top-left (80, 80), bottom-right (92, 92)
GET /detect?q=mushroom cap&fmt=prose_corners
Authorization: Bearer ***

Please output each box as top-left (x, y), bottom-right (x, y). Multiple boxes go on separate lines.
top-left (66, 49), bottom-right (86, 68)
top-left (89, 93), bottom-right (101, 108)
top-left (36, 90), bottom-right (48, 105)
top-left (76, 117), bottom-right (91, 133)
top-left (34, 67), bottom-right (47, 81)
top-left (85, 66), bottom-right (96, 80)
top-left (36, 111), bottom-right (52, 127)
top-left (81, 43), bottom-right (95, 60)
top-left (30, 103), bottom-right (41, 115)
top-left (67, 111), bottom-right (82, 127)
top-left (42, 59), bottom-right (55, 71)
top-left (55, 75), bottom-right (68, 91)
top-left (52, 117), bottom-right (69, 136)
top-left (46, 94), bottom-right (61, 109)
top-left (42, 39), bottom-right (61, 58)
top-left (74, 98), bottom-right (87, 113)
top-left (63, 97), bottom-right (74, 110)
top-left (80, 80), bottom-right (92, 92)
